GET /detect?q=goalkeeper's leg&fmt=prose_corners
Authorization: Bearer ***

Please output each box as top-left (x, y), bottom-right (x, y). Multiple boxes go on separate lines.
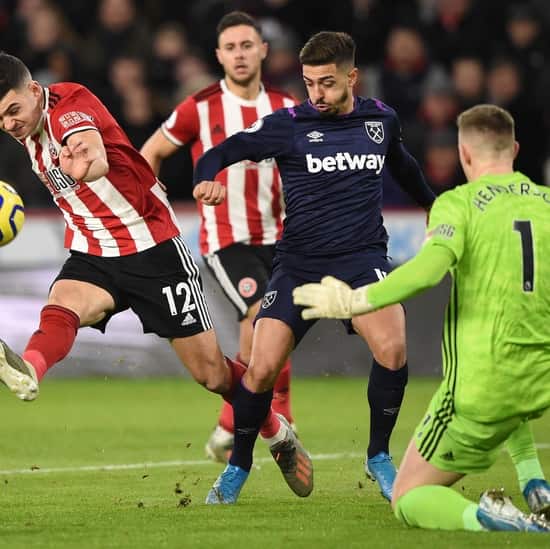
top-left (506, 420), bottom-right (550, 517)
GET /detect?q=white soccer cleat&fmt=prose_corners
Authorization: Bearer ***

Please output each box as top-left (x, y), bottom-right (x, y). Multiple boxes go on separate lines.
top-left (204, 425), bottom-right (234, 463)
top-left (477, 488), bottom-right (550, 532)
top-left (0, 339), bottom-right (39, 401)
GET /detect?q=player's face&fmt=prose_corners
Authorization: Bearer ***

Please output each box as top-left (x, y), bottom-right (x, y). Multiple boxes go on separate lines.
top-left (0, 80), bottom-right (43, 140)
top-left (216, 25), bottom-right (267, 87)
top-left (303, 63), bottom-right (357, 116)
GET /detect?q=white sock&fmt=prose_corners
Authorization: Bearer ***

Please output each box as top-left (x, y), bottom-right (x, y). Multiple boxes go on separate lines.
top-left (261, 421), bottom-right (288, 447)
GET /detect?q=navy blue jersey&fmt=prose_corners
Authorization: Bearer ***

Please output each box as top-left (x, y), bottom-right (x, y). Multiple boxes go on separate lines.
top-left (194, 96), bottom-right (434, 264)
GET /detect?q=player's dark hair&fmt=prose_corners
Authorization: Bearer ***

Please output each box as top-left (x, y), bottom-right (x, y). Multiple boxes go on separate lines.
top-left (457, 104), bottom-right (515, 152)
top-left (216, 11), bottom-right (262, 39)
top-left (0, 52), bottom-right (31, 100)
top-left (299, 32), bottom-right (356, 67)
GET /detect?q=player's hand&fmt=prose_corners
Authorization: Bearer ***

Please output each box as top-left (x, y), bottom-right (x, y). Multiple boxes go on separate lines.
top-left (292, 276), bottom-right (374, 320)
top-left (60, 140), bottom-right (98, 181)
top-left (193, 181), bottom-right (226, 206)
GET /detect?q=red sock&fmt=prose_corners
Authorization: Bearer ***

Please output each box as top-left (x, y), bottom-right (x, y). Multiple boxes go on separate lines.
top-left (272, 359), bottom-right (293, 423)
top-left (218, 401), bottom-right (234, 432)
top-left (22, 305), bottom-right (80, 381)
top-left (222, 357), bottom-right (281, 438)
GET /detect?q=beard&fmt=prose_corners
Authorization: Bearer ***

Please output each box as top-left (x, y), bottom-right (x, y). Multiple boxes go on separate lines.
top-left (315, 87), bottom-right (350, 117)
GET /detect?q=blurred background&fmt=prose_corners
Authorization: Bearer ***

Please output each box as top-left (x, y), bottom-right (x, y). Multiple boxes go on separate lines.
top-left (0, 0), bottom-right (548, 377)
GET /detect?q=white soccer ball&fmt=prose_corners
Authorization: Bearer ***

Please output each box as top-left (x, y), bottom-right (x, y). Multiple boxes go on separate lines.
top-left (0, 180), bottom-right (25, 246)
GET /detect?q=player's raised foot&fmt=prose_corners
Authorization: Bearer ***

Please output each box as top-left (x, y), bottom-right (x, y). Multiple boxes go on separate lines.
top-left (477, 488), bottom-right (550, 532)
top-left (523, 479), bottom-right (550, 520)
top-left (205, 464), bottom-right (249, 504)
top-left (269, 414), bottom-right (313, 497)
top-left (0, 339), bottom-right (38, 401)
top-left (365, 452), bottom-right (396, 502)
top-left (205, 425), bottom-right (234, 463)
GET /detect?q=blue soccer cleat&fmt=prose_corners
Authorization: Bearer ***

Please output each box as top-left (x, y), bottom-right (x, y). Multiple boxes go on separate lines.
top-left (365, 451), bottom-right (396, 502)
top-left (205, 464), bottom-right (249, 504)
top-left (477, 488), bottom-right (550, 532)
top-left (523, 479), bottom-right (550, 520)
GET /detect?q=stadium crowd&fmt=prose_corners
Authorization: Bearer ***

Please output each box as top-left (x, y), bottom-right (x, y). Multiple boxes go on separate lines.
top-left (0, 0), bottom-right (549, 206)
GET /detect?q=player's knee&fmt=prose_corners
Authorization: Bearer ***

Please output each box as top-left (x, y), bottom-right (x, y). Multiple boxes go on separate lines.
top-left (372, 337), bottom-right (406, 370)
top-left (245, 361), bottom-right (279, 392)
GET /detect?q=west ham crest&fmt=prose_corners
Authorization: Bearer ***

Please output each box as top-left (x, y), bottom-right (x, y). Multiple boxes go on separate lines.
top-left (365, 121), bottom-right (384, 144)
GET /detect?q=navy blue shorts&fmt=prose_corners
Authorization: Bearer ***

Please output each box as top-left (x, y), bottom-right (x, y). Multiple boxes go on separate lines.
top-left (255, 250), bottom-right (393, 346)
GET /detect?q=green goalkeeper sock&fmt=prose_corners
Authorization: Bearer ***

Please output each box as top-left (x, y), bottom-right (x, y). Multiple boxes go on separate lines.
top-left (506, 421), bottom-right (544, 491)
top-left (394, 485), bottom-right (483, 531)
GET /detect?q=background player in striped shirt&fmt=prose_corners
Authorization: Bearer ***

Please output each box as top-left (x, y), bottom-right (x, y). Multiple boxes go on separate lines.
top-left (141, 12), bottom-right (297, 463)
top-left (294, 104), bottom-right (550, 532)
top-left (193, 32), bottom-right (436, 504)
top-left (0, 53), bottom-right (308, 495)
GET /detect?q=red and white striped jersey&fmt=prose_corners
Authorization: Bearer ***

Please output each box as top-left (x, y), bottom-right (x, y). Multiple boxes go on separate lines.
top-left (161, 79), bottom-right (295, 255)
top-left (22, 82), bottom-right (180, 257)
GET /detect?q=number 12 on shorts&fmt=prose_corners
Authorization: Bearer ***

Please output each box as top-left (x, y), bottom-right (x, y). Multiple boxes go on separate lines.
top-left (162, 283), bottom-right (197, 316)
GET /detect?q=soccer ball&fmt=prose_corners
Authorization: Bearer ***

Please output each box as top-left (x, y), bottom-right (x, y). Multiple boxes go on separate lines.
top-left (0, 181), bottom-right (25, 246)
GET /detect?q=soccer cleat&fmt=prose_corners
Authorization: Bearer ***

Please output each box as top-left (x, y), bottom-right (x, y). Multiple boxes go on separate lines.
top-left (0, 339), bottom-right (38, 401)
top-left (365, 452), bottom-right (396, 502)
top-left (477, 488), bottom-right (550, 532)
top-left (523, 479), bottom-right (550, 520)
top-left (204, 425), bottom-right (234, 463)
top-left (205, 464), bottom-right (249, 504)
top-left (269, 414), bottom-right (313, 497)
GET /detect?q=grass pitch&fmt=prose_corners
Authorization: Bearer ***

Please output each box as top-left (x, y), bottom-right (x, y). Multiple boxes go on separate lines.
top-left (0, 377), bottom-right (548, 548)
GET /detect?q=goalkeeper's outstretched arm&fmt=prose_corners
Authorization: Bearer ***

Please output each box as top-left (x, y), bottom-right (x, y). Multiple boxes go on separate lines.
top-left (293, 244), bottom-right (455, 319)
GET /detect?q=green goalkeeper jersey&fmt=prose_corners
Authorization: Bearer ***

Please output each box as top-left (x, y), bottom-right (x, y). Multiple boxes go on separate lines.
top-left (424, 171), bottom-right (550, 422)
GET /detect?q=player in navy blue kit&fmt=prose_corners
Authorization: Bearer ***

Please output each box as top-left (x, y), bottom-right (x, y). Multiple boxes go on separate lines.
top-left (194, 31), bottom-right (436, 504)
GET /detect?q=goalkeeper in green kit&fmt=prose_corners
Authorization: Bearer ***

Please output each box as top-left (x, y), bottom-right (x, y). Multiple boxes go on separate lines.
top-left (293, 104), bottom-right (550, 533)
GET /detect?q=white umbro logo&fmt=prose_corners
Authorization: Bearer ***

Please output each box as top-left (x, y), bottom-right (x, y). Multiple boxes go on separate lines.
top-left (307, 130), bottom-right (324, 143)
top-left (181, 313), bottom-right (196, 326)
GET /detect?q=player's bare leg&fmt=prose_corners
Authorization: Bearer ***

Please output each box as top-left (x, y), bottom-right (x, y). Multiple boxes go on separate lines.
top-left (204, 303), bottom-right (260, 462)
top-left (244, 318), bottom-right (313, 497)
top-left (206, 300), bottom-right (295, 462)
top-left (352, 303), bottom-right (407, 501)
top-left (205, 318), bottom-right (312, 503)
top-left (0, 280), bottom-right (113, 401)
top-left (393, 438), bottom-right (550, 532)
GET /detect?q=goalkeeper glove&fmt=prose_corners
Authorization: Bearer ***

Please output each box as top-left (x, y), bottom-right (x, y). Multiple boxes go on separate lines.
top-left (292, 276), bottom-right (374, 320)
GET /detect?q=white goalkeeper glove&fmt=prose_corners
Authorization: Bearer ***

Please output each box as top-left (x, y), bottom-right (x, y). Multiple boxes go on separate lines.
top-left (292, 276), bottom-right (374, 320)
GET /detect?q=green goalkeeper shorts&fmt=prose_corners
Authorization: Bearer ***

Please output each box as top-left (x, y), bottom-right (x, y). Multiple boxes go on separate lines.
top-left (414, 383), bottom-right (524, 474)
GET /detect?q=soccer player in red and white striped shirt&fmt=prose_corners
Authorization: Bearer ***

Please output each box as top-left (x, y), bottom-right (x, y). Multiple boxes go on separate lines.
top-left (0, 53), bottom-right (303, 489)
top-left (141, 12), bottom-right (298, 462)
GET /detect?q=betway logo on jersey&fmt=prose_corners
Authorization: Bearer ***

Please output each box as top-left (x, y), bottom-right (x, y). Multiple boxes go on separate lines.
top-left (306, 153), bottom-right (385, 175)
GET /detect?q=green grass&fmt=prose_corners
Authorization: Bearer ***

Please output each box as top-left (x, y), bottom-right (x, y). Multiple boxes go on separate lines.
top-left (0, 377), bottom-right (548, 548)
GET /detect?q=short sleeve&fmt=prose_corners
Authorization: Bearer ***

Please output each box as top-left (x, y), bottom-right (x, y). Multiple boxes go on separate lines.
top-left (161, 97), bottom-right (199, 146)
top-left (50, 90), bottom-right (101, 144)
top-left (423, 188), bottom-right (467, 263)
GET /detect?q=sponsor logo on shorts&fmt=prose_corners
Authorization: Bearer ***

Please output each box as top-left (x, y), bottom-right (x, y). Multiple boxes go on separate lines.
top-left (238, 277), bottom-right (258, 298)
top-left (181, 312), bottom-right (196, 326)
top-left (261, 290), bottom-right (277, 309)
top-left (440, 451), bottom-right (454, 461)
